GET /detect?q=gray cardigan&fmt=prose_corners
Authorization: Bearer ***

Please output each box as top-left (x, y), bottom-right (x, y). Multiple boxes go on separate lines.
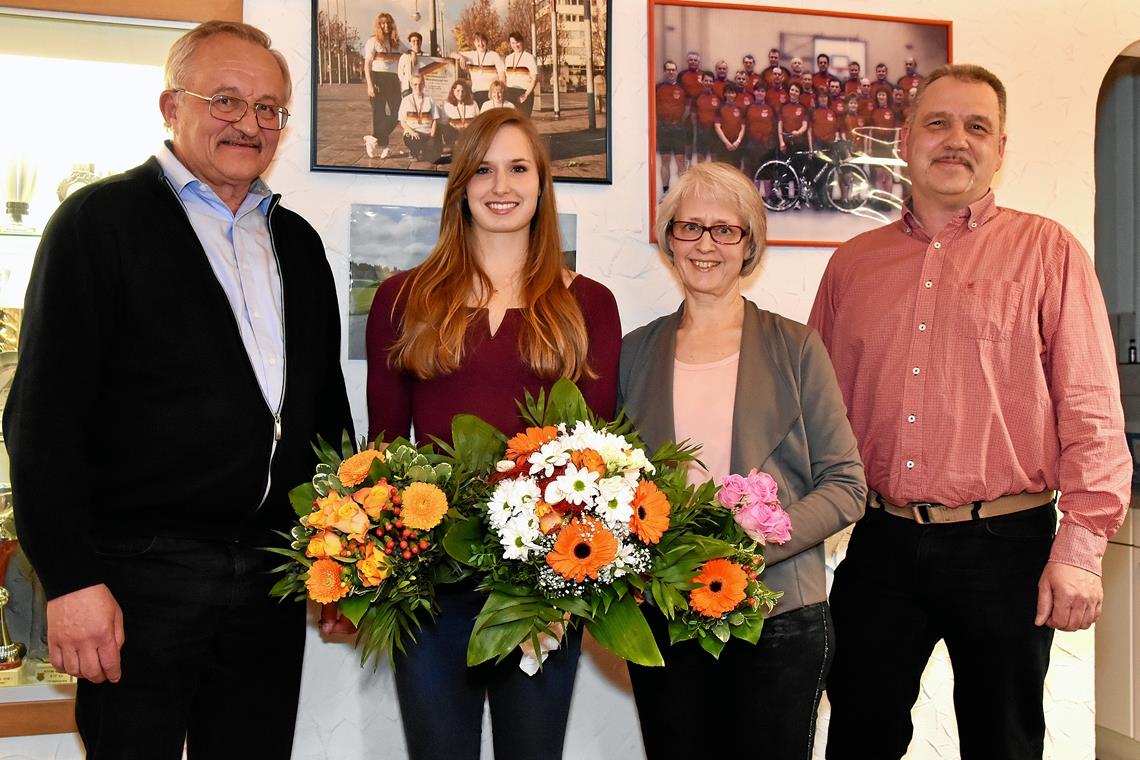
top-left (618, 299), bottom-right (866, 616)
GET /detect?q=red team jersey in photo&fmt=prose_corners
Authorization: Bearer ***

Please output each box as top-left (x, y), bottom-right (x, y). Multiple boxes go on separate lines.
top-left (765, 86), bottom-right (788, 110)
top-left (695, 92), bottom-right (721, 127)
top-left (716, 103), bottom-right (745, 142)
top-left (679, 68), bottom-right (706, 99)
top-left (656, 82), bottom-right (687, 123)
top-left (745, 102), bottom-right (777, 148)
top-left (779, 101), bottom-right (808, 133)
top-left (811, 107), bottom-right (840, 144)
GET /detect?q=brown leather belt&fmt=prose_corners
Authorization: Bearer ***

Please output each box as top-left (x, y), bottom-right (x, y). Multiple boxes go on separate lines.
top-left (867, 490), bottom-right (1056, 525)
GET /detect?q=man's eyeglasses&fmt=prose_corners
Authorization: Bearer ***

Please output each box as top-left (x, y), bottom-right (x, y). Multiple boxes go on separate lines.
top-left (668, 220), bottom-right (747, 245)
top-left (174, 89), bottom-right (290, 130)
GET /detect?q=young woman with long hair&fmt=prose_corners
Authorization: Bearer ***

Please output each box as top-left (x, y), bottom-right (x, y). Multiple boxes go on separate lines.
top-left (362, 108), bottom-right (621, 759)
top-left (362, 12), bottom-right (405, 159)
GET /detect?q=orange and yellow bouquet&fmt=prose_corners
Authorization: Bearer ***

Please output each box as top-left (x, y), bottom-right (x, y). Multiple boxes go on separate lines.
top-left (268, 434), bottom-right (479, 666)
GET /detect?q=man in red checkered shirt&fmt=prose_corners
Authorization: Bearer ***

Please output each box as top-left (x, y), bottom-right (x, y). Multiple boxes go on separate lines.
top-left (810, 63), bottom-right (1129, 760)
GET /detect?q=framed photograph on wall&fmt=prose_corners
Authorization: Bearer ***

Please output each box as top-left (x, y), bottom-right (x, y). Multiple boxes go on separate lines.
top-left (313, 0), bottom-right (612, 184)
top-left (648, 1), bottom-right (951, 245)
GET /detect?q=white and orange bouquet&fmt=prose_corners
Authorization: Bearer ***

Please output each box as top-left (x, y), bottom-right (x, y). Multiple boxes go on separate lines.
top-left (444, 380), bottom-right (694, 668)
top-left (269, 434), bottom-right (480, 666)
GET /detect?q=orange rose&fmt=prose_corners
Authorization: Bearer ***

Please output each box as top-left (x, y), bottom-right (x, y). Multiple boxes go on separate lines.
top-left (337, 449), bottom-right (386, 487)
top-left (354, 483), bottom-right (392, 520)
top-left (357, 544), bottom-right (390, 588)
top-left (570, 448), bottom-right (607, 477)
top-left (306, 530), bottom-right (344, 559)
top-left (327, 495), bottom-right (370, 539)
top-left (535, 501), bottom-right (563, 535)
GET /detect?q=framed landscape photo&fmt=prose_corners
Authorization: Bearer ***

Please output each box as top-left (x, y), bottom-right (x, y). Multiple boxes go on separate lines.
top-left (648, 1), bottom-right (951, 245)
top-left (313, 0), bottom-right (612, 183)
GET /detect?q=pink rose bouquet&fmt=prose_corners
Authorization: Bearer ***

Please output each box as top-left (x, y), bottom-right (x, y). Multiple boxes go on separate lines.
top-left (717, 469), bottom-right (793, 545)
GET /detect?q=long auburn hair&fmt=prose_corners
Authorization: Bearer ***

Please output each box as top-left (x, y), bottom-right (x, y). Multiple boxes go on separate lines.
top-left (389, 109), bottom-right (591, 381)
top-left (373, 13), bottom-right (399, 50)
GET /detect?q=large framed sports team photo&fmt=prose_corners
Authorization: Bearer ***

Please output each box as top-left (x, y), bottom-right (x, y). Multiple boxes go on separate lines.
top-left (312, 0), bottom-right (612, 184)
top-left (648, 1), bottom-right (951, 246)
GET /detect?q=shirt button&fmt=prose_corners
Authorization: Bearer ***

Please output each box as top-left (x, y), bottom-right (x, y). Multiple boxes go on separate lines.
top-left (932, 241), bottom-right (942, 250)
top-left (969, 221), bottom-right (977, 229)
top-left (267, 356), bottom-right (277, 366)
top-left (907, 414), bottom-right (916, 423)
top-left (924, 280), bottom-right (933, 288)
top-left (912, 367), bottom-right (920, 375)
top-left (918, 323), bottom-right (927, 332)
top-left (252, 310), bottom-right (261, 319)
top-left (905, 460), bottom-right (915, 469)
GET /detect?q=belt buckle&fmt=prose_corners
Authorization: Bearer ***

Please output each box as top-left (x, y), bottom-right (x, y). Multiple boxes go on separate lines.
top-left (908, 502), bottom-right (942, 524)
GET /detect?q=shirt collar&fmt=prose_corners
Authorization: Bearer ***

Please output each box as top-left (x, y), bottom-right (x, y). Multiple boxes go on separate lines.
top-left (899, 190), bottom-right (998, 237)
top-left (155, 141), bottom-right (272, 215)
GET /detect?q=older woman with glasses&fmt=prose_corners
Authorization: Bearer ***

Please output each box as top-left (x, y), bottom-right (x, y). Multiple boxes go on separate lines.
top-left (619, 161), bottom-right (866, 759)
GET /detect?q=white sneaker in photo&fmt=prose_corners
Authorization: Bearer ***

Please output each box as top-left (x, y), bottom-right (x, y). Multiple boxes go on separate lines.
top-left (379, 146), bottom-right (391, 159)
top-left (363, 135), bottom-right (379, 158)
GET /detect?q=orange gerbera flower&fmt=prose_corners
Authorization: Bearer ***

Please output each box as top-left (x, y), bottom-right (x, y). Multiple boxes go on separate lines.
top-left (306, 558), bottom-right (349, 604)
top-left (546, 516), bottom-right (618, 582)
top-left (400, 482), bottom-right (449, 530)
top-left (690, 558), bottom-right (748, 618)
top-left (338, 449), bottom-right (386, 487)
top-left (570, 448), bottom-right (606, 476)
top-left (506, 426), bottom-right (559, 462)
top-left (629, 480), bottom-right (670, 544)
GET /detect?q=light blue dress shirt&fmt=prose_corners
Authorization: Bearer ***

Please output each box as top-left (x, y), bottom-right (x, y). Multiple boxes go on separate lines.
top-left (155, 143), bottom-right (285, 413)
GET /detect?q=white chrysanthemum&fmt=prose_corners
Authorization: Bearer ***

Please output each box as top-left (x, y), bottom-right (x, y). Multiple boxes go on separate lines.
top-left (500, 522), bottom-right (535, 560)
top-left (528, 439), bottom-right (571, 477)
top-left (547, 463), bottom-right (600, 506)
top-left (487, 482), bottom-right (519, 528)
top-left (595, 476), bottom-right (635, 528)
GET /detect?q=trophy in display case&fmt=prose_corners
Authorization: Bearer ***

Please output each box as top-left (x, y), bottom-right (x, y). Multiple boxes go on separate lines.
top-left (3, 155), bottom-right (36, 233)
top-left (0, 496), bottom-right (26, 672)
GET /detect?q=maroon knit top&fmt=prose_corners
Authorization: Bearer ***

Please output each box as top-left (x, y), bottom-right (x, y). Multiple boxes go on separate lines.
top-left (365, 268), bottom-right (621, 445)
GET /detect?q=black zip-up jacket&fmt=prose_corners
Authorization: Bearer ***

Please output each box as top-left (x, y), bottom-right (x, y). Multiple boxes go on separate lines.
top-left (4, 157), bottom-right (352, 599)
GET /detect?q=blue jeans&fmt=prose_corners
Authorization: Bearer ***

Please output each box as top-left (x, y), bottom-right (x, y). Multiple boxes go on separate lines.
top-left (826, 503), bottom-right (1056, 760)
top-left (629, 601), bottom-right (834, 759)
top-left (393, 585), bottom-right (582, 760)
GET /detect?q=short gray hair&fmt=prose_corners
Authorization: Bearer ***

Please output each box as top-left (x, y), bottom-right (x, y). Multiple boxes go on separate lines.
top-left (165, 20), bottom-right (292, 103)
top-left (912, 63), bottom-right (1006, 129)
top-left (655, 162), bottom-right (767, 276)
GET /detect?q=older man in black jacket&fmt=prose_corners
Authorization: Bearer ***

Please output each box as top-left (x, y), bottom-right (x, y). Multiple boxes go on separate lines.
top-left (3, 20), bottom-right (351, 759)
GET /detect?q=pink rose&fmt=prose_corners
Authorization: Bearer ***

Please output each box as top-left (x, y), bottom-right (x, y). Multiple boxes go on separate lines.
top-left (734, 502), bottom-right (793, 545)
top-left (718, 473), bottom-right (749, 509)
top-left (743, 469), bottom-right (779, 505)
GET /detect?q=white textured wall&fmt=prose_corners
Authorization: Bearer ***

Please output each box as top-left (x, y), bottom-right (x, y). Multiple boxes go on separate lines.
top-left (2, 1), bottom-right (1139, 758)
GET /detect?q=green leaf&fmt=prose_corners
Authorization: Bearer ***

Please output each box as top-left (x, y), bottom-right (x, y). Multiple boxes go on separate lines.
top-left (289, 483), bottom-right (319, 517)
top-left (442, 516), bottom-right (486, 566)
top-left (586, 595), bottom-right (663, 667)
top-left (698, 631), bottom-right (727, 658)
top-left (734, 614), bottom-right (764, 645)
top-left (443, 414), bottom-right (506, 472)
top-left (544, 378), bottom-right (591, 424)
top-left (713, 621), bottom-right (731, 643)
top-left (339, 594), bottom-right (372, 627)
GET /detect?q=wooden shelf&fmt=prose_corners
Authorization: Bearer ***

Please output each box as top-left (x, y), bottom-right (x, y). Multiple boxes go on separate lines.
top-left (0, 697), bottom-right (75, 737)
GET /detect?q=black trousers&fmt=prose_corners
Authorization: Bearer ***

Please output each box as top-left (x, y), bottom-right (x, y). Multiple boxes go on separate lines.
top-left (629, 601), bottom-right (834, 760)
top-left (75, 535), bottom-right (306, 760)
top-left (826, 504), bottom-right (1056, 760)
top-left (369, 72), bottom-right (401, 142)
top-left (392, 586), bottom-right (582, 760)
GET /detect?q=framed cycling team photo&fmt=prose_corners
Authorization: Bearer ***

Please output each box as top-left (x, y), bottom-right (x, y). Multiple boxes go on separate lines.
top-left (648, 1), bottom-right (951, 246)
top-left (312, 0), bottom-right (612, 183)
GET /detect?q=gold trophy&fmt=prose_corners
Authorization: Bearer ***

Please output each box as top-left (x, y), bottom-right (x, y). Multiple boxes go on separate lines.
top-left (0, 495), bottom-right (24, 671)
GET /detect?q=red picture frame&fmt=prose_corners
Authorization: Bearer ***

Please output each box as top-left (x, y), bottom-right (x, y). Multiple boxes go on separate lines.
top-left (648, 1), bottom-right (951, 246)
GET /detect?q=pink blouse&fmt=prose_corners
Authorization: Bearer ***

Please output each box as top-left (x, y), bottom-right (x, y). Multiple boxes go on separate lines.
top-left (672, 352), bottom-right (740, 486)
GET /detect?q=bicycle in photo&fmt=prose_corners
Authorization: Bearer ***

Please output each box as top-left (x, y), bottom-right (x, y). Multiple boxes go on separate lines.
top-left (754, 145), bottom-right (872, 214)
